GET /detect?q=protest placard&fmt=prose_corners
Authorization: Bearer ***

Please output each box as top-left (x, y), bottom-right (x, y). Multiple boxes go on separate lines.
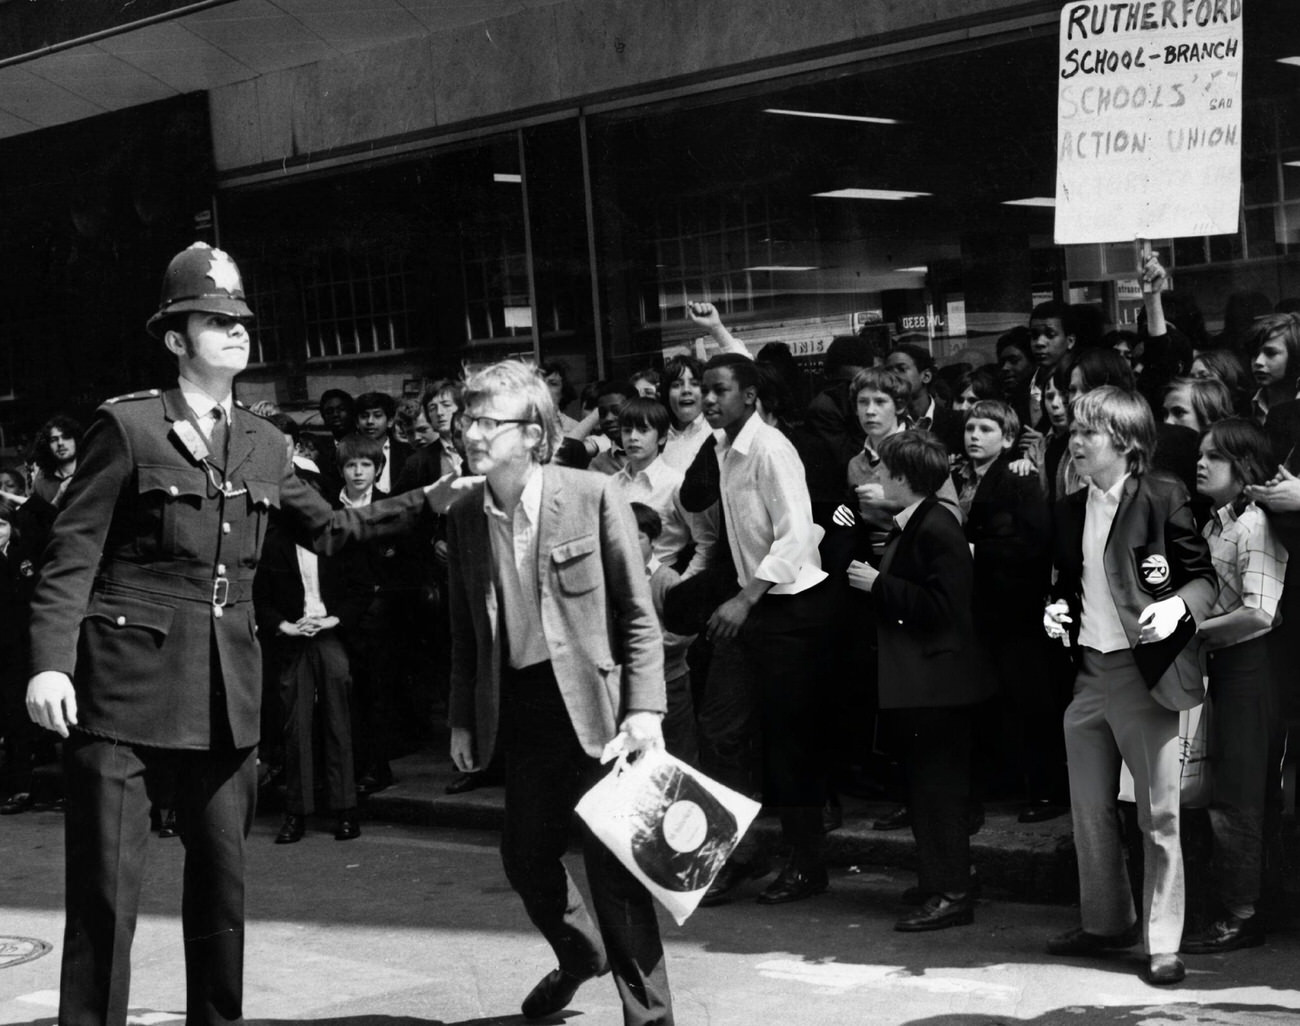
top-left (1054, 0), bottom-right (1244, 244)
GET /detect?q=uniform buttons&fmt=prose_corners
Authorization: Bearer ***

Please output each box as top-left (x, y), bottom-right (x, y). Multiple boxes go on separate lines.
top-left (897, 619), bottom-right (904, 625)
top-left (224, 481), bottom-right (232, 490)
top-left (116, 616), bottom-right (127, 626)
top-left (217, 563), bottom-right (227, 575)
top-left (169, 485), bottom-right (179, 496)
top-left (222, 522), bottom-right (231, 534)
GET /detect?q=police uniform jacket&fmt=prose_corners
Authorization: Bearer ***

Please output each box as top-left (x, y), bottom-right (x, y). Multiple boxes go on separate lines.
top-left (27, 386), bottom-right (430, 750)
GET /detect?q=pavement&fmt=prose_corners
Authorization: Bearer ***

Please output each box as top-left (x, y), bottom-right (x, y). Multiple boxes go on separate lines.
top-left (361, 747), bottom-right (1083, 904)
top-left (5, 811), bottom-right (1300, 1026)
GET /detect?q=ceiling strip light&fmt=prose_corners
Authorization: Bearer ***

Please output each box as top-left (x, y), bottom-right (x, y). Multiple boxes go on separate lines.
top-left (812, 189), bottom-right (930, 201)
top-left (764, 108), bottom-right (900, 125)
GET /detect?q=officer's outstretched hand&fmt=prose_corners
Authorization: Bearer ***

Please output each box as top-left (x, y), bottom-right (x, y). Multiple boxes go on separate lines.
top-left (27, 671), bottom-right (77, 738)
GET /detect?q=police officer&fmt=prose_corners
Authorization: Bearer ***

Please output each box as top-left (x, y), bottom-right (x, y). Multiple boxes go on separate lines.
top-left (24, 243), bottom-right (454, 1026)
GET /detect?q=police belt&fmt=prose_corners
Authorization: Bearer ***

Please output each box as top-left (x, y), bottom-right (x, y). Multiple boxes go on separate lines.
top-left (97, 560), bottom-right (251, 608)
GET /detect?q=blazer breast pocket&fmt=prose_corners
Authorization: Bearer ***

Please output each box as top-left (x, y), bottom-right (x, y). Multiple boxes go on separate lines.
top-left (552, 534), bottom-right (600, 596)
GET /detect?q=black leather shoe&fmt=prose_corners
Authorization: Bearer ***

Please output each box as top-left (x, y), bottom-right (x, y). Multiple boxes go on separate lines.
top-left (444, 772), bottom-right (485, 795)
top-left (895, 893), bottom-right (975, 932)
top-left (157, 810), bottom-right (179, 838)
top-left (1047, 921), bottom-right (1140, 955)
top-left (1145, 953), bottom-right (1186, 985)
top-left (1018, 801), bottom-right (1068, 824)
top-left (756, 862), bottom-right (828, 905)
top-left (275, 813), bottom-right (305, 844)
top-left (699, 857), bottom-right (771, 907)
top-left (520, 966), bottom-right (604, 1020)
top-left (334, 812), bottom-right (361, 841)
top-left (902, 871), bottom-right (981, 906)
top-left (0, 792), bottom-right (34, 816)
top-left (1182, 914), bottom-right (1264, 954)
top-left (357, 765), bottom-right (394, 796)
top-left (873, 805), bottom-right (911, 831)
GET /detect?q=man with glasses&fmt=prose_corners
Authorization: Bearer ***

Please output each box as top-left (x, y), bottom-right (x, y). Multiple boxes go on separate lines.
top-left (446, 360), bottom-right (673, 1025)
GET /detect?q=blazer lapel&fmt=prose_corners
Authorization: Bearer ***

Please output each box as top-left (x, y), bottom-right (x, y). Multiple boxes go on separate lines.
top-left (1104, 475), bottom-right (1141, 552)
top-left (536, 464), bottom-right (563, 594)
top-left (880, 495), bottom-right (936, 575)
top-left (464, 489), bottom-right (499, 643)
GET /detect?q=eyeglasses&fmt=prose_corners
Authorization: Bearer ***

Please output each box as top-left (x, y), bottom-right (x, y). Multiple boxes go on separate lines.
top-left (456, 414), bottom-right (533, 436)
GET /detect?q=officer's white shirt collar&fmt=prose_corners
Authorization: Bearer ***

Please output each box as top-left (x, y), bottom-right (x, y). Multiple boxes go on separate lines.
top-left (178, 375), bottom-right (233, 424)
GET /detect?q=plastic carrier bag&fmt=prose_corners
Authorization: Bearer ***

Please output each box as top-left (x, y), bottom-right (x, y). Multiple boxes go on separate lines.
top-left (575, 747), bottom-right (761, 925)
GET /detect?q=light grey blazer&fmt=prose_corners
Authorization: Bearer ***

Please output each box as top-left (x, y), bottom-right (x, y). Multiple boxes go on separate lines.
top-left (446, 463), bottom-right (666, 766)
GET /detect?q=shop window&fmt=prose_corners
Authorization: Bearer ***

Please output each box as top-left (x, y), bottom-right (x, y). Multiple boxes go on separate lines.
top-left (640, 193), bottom-right (783, 325)
top-left (238, 259), bottom-right (283, 366)
top-left (301, 248), bottom-right (417, 360)
top-left (461, 213), bottom-right (532, 344)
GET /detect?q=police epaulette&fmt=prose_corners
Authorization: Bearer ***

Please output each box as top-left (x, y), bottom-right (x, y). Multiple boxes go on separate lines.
top-left (105, 389), bottom-right (162, 405)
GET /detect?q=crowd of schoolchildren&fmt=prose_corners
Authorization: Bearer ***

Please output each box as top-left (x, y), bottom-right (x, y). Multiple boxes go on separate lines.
top-left (3, 256), bottom-right (1300, 982)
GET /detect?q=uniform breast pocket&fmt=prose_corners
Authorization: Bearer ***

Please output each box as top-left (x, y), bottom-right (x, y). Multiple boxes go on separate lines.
top-left (244, 480), bottom-right (281, 563)
top-left (552, 534), bottom-right (600, 596)
top-left (137, 464), bottom-right (207, 557)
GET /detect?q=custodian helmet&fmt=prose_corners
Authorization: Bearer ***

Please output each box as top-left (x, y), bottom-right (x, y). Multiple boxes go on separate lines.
top-left (146, 242), bottom-right (254, 338)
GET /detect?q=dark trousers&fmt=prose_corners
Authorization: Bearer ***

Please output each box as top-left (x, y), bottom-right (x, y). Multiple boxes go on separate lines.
top-left (351, 603), bottom-right (398, 772)
top-left (989, 631), bottom-right (1070, 803)
top-left (662, 671), bottom-right (699, 768)
top-left (897, 705), bottom-right (975, 896)
top-left (60, 733), bottom-right (256, 1026)
top-left (743, 583), bottom-right (832, 861)
top-left (1205, 634), bottom-right (1283, 915)
top-left (2, 655), bottom-right (53, 794)
top-left (499, 662), bottom-right (673, 1026)
top-left (278, 632), bottom-right (355, 815)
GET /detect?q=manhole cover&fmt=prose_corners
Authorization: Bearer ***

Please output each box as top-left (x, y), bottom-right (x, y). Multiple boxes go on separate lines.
top-left (0, 937), bottom-right (52, 969)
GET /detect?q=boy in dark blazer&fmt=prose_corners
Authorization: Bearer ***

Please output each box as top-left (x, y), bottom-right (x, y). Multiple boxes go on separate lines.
top-left (253, 520), bottom-right (371, 843)
top-left (1044, 386), bottom-right (1217, 986)
top-left (958, 399), bottom-right (1065, 822)
top-left (848, 431), bottom-right (995, 932)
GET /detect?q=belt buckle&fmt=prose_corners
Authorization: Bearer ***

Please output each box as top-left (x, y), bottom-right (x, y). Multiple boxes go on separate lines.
top-left (212, 575), bottom-right (230, 617)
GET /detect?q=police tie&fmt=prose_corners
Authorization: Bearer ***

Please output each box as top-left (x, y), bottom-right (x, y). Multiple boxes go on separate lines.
top-left (208, 406), bottom-right (228, 466)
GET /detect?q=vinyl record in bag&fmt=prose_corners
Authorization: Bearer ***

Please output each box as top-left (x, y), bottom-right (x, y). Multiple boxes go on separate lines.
top-left (626, 759), bottom-right (739, 893)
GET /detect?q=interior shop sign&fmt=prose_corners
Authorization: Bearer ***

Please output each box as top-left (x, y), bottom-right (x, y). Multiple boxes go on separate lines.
top-left (1054, 0), bottom-right (1243, 244)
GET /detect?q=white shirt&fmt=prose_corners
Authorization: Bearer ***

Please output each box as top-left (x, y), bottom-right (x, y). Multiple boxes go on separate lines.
top-left (913, 396), bottom-right (938, 432)
top-left (485, 466), bottom-right (550, 669)
top-left (714, 413), bottom-right (827, 595)
top-left (339, 487), bottom-right (373, 509)
top-left (893, 498), bottom-right (925, 533)
top-left (178, 376), bottom-right (233, 445)
top-left (612, 457), bottom-right (713, 578)
top-left (1078, 474), bottom-right (1131, 653)
top-left (661, 416), bottom-right (711, 472)
top-left (378, 438), bottom-right (393, 492)
top-left (295, 545), bottom-right (328, 619)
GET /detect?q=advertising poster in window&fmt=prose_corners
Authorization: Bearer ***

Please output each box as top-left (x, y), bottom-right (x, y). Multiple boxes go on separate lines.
top-left (1054, 0), bottom-right (1244, 244)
